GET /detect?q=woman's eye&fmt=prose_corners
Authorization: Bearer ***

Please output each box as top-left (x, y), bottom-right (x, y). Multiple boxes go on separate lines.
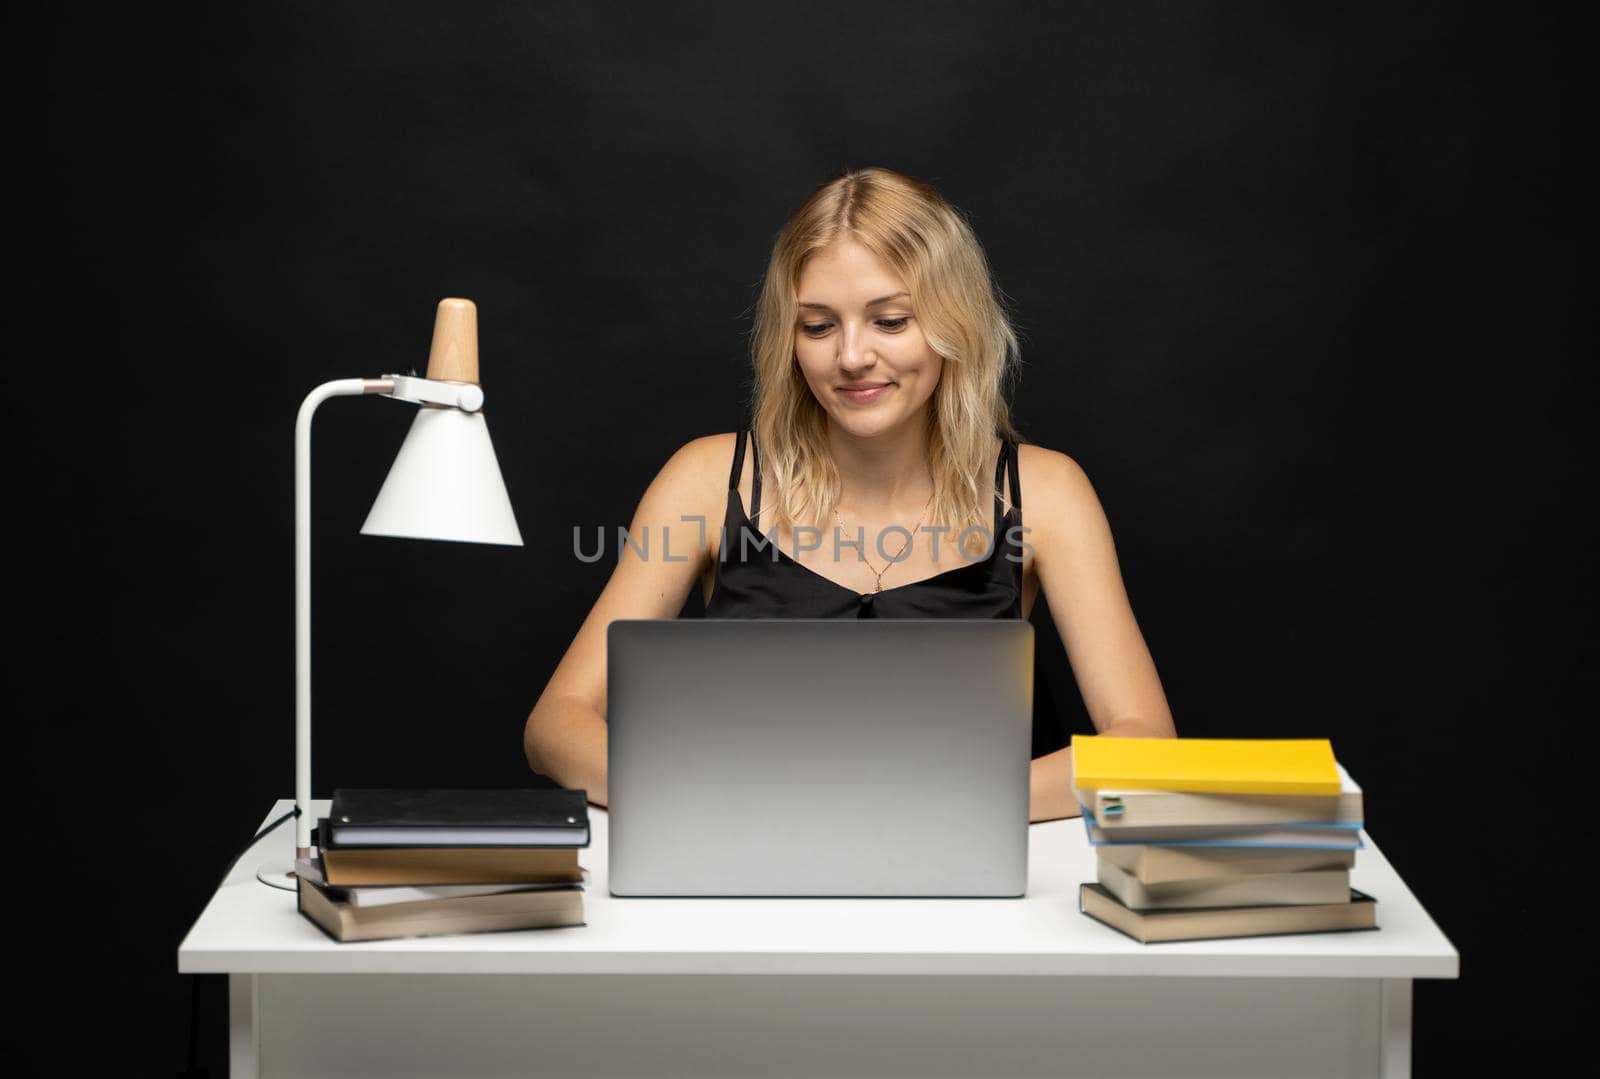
top-left (800, 318), bottom-right (907, 335)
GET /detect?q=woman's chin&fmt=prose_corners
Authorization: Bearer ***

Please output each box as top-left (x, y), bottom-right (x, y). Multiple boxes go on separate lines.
top-left (827, 407), bottom-right (918, 440)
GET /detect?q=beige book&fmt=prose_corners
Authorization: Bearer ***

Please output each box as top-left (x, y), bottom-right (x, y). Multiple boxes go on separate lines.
top-left (1098, 844), bottom-right (1356, 884)
top-left (1097, 859), bottom-right (1351, 910)
top-left (1079, 883), bottom-right (1377, 944)
top-left (1077, 762), bottom-right (1363, 829)
top-left (320, 845), bottom-right (582, 886)
top-left (298, 876), bottom-right (585, 942)
top-left (296, 857), bottom-right (587, 908)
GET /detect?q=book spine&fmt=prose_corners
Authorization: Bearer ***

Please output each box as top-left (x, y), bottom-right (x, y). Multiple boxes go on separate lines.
top-left (1089, 791), bottom-right (1361, 829)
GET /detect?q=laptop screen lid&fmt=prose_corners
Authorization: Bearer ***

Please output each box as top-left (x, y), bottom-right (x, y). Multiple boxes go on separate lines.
top-left (607, 619), bottom-right (1033, 897)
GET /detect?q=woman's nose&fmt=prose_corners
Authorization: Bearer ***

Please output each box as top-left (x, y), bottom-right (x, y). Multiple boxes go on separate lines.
top-left (838, 322), bottom-right (874, 372)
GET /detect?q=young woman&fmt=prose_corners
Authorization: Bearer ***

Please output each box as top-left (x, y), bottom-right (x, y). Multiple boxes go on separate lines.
top-left (524, 166), bottom-right (1176, 821)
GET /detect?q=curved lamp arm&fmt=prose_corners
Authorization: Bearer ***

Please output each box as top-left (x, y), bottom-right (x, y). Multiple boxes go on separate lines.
top-left (294, 378), bottom-right (394, 859)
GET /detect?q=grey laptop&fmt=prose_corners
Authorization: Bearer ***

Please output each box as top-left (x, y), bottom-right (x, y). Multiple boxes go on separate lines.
top-left (606, 619), bottom-right (1034, 897)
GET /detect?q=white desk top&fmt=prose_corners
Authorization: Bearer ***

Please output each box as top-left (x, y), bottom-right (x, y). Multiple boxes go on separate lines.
top-left (178, 799), bottom-right (1458, 978)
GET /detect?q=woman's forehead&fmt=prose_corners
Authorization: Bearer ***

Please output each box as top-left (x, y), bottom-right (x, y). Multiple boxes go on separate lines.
top-left (797, 240), bottom-right (908, 308)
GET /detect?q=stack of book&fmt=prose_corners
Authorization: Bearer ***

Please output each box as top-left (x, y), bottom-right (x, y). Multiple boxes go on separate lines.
top-left (1072, 736), bottom-right (1379, 944)
top-left (295, 787), bottom-right (589, 943)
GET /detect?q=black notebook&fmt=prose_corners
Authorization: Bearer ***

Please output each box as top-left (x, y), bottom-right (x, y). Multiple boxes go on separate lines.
top-left (326, 788), bottom-right (591, 848)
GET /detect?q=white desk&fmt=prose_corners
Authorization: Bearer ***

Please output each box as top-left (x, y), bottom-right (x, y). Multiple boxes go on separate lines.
top-left (180, 799), bottom-right (1458, 1078)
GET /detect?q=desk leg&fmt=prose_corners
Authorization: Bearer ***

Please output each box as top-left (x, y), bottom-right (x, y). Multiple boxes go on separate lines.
top-left (229, 973), bottom-right (259, 1079)
top-left (1380, 978), bottom-right (1412, 1079)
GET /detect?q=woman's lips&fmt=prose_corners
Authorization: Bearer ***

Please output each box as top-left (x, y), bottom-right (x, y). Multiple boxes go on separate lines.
top-left (837, 383), bottom-right (892, 404)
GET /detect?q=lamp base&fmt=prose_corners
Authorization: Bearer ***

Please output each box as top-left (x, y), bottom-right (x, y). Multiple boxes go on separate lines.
top-left (257, 860), bottom-right (299, 891)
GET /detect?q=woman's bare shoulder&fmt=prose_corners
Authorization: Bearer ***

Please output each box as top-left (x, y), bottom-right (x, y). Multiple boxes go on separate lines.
top-left (608, 433), bottom-right (739, 575)
top-left (652, 432), bottom-right (738, 492)
top-left (1014, 442), bottom-right (1098, 526)
top-left (638, 432), bottom-right (740, 532)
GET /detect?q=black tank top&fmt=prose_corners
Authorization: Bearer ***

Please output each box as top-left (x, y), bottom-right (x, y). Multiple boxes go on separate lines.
top-left (705, 429), bottom-right (1025, 620)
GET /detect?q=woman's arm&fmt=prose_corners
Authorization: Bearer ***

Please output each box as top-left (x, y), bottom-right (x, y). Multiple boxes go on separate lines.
top-left (523, 434), bottom-right (731, 806)
top-left (1019, 446), bottom-right (1177, 822)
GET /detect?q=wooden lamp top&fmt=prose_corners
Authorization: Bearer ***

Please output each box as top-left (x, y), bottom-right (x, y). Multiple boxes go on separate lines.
top-left (425, 297), bottom-right (480, 384)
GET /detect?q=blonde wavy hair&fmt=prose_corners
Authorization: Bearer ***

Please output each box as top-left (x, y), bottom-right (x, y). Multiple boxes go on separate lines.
top-left (749, 166), bottom-right (1023, 558)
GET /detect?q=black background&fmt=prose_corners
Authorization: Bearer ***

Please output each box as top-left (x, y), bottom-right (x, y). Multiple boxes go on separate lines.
top-left (16, 3), bottom-right (1588, 1075)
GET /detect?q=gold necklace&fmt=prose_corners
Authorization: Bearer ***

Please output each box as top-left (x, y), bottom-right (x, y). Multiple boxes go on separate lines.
top-left (833, 486), bottom-right (936, 593)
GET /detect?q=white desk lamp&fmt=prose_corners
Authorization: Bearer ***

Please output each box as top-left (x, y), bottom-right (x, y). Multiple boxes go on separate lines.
top-left (257, 297), bottom-right (523, 890)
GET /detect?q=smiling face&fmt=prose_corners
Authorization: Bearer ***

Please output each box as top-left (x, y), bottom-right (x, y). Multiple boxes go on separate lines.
top-left (793, 238), bottom-right (944, 439)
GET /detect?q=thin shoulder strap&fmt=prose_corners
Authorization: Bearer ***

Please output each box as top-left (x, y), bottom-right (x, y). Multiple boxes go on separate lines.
top-left (992, 440), bottom-right (1009, 531)
top-left (1006, 438), bottom-right (1022, 518)
top-left (728, 429), bottom-right (748, 490)
top-left (749, 429), bottom-right (763, 521)
top-left (992, 438), bottom-right (1022, 530)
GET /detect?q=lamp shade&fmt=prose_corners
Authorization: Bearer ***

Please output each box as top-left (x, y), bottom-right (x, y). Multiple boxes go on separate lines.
top-left (361, 406), bottom-right (524, 545)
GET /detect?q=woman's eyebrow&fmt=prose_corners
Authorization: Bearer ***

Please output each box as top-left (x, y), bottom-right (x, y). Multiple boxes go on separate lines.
top-left (797, 291), bottom-right (910, 311)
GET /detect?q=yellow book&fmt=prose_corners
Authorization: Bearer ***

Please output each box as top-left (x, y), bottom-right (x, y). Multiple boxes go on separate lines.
top-left (1071, 736), bottom-right (1341, 795)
